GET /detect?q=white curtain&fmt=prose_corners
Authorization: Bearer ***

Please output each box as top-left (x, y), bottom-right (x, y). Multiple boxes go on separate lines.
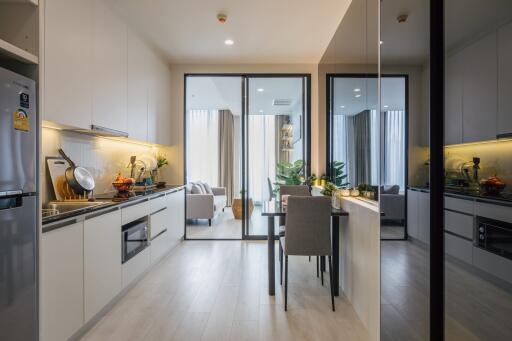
top-left (333, 115), bottom-right (350, 184)
top-left (248, 115), bottom-right (276, 203)
top-left (383, 110), bottom-right (405, 190)
top-left (186, 109), bottom-right (219, 186)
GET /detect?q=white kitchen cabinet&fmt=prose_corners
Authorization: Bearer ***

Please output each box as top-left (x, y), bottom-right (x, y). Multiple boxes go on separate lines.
top-left (445, 52), bottom-right (464, 145)
top-left (445, 232), bottom-right (473, 264)
top-left (150, 206), bottom-right (168, 239)
top-left (84, 209), bottom-right (122, 322)
top-left (122, 247), bottom-right (150, 289)
top-left (127, 30), bottom-right (149, 141)
top-left (461, 32), bottom-right (498, 143)
top-left (407, 190), bottom-right (430, 244)
top-left (498, 21), bottom-right (512, 137)
top-left (444, 210), bottom-right (474, 240)
top-left (167, 188), bottom-right (185, 246)
top-left (147, 54), bottom-right (172, 145)
top-left (44, 0), bottom-right (92, 129)
top-left (41, 221), bottom-right (84, 341)
top-left (91, 0), bottom-right (127, 134)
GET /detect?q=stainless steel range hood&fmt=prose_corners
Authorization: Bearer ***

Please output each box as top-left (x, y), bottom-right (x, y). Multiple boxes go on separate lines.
top-left (66, 125), bottom-right (129, 138)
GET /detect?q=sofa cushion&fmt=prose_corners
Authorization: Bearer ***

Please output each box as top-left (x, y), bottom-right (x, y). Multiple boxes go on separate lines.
top-left (381, 185), bottom-right (400, 194)
top-left (191, 184), bottom-right (203, 194)
top-left (202, 182), bottom-right (214, 194)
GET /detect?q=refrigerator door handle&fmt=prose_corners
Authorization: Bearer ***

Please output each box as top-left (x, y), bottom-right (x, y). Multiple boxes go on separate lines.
top-left (0, 195), bottom-right (23, 211)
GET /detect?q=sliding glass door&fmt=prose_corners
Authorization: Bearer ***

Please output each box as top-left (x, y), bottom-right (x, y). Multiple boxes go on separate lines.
top-left (184, 74), bottom-right (310, 240)
top-left (244, 76), bottom-right (310, 238)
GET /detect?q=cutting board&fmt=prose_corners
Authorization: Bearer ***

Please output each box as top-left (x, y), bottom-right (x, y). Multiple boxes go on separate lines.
top-left (46, 157), bottom-right (74, 201)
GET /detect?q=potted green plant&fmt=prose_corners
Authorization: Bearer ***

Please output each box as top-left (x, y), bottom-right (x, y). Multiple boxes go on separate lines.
top-left (152, 153), bottom-right (169, 186)
top-left (274, 160), bottom-right (305, 194)
top-left (331, 161), bottom-right (349, 187)
top-left (321, 181), bottom-right (338, 197)
top-left (320, 174), bottom-right (329, 187)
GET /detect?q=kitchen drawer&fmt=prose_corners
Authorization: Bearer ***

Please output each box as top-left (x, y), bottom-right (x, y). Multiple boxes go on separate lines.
top-left (444, 210), bottom-right (474, 240)
top-left (444, 196), bottom-right (474, 214)
top-left (150, 229), bottom-right (170, 265)
top-left (475, 201), bottom-right (512, 223)
top-left (150, 207), bottom-right (168, 239)
top-left (473, 247), bottom-right (512, 284)
top-left (445, 232), bottom-right (473, 264)
top-left (122, 247), bottom-right (150, 289)
top-left (150, 194), bottom-right (167, 214)
top-left (121, 200), bottom-right (149, 225)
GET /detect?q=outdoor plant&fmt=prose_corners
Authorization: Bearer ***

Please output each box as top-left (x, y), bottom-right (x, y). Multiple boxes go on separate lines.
top-left (331, 161), bottom-right (349, 187)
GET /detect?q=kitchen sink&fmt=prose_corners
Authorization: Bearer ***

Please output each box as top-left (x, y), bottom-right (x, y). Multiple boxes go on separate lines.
top-left (45, 201), bottom-right (111, 215)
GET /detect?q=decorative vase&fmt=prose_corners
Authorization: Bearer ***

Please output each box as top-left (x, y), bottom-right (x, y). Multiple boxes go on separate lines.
top-left (350, 189), bottom-right (360, 197)
top-left (232, 198), bottom-right (254, 220)
top-left (340, 188), bottom-right (350, 197)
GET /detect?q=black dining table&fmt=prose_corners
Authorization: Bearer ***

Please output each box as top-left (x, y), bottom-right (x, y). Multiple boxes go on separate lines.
top-left (261, 200), bottom-right (349, 296)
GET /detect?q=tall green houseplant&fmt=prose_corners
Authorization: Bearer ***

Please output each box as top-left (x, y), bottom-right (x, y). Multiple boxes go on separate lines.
top-left (274, 160), bottom-right (304, 192)
top-left (331, 161), bottom-right (349, 187)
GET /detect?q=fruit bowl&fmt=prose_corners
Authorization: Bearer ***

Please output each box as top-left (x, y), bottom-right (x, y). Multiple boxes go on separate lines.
top-left (480, 175), bottom-right (506, 196)
top-left (112, 182), bottom-right (134, 193)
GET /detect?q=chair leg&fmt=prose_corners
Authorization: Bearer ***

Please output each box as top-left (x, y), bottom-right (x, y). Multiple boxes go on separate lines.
top-left (316, 256), bottom-right (319, 277)
top-left (208, 219), bottom-right (211, 226)
top-left (321, 263), bottom-right (324, 286)
top-left (309, 256), bottom-right (311, 262)
top-left (280, 244), bottom-right (283, 285)
top-left (284, 255), bottom-right (289, 311)
top-left (328, 256), bottom-right (335, 312)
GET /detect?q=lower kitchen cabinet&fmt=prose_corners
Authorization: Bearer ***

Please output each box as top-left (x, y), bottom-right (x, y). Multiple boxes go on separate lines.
top-left (122, 247), bottom-right (150, 289)
top-left (150, 229), bottom-right (170, 265)
top-left (41, 221), bottom-right (84, 341)
top-left (84, 209), bottom-right (122, 322)
top-left (445, 232), bottom-right (473, 264)
top-left (407, 189), bottom-right (430, 244)
top-left (167, 188), bottom-right (185, 247)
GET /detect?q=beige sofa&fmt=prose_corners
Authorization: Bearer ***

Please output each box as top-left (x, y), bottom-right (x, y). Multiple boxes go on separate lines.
top-left (186, 183), bottom-right (227, 226)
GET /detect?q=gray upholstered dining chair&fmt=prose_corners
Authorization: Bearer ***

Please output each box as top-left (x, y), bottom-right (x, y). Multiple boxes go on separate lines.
top-left (279, 196), bottom-right (335, 312)
top-left (278, 185), bottom-right (314, 273)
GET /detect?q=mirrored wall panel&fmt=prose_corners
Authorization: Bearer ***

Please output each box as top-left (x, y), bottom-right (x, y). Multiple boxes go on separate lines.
top-left (380, 0), bottom-right (430, 339)
top-left (444, 1), bottom-right (512, 339)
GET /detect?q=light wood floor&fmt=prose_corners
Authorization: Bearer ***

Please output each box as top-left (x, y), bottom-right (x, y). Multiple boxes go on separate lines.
top-left (81, 241), bottom-right (370, 341)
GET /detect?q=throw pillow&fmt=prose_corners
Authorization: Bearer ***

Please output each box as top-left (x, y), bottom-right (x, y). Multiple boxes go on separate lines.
top-left (202, 182), bottom-right (214, 194)
top-left (191, 184), bottom-right (202, 194)
top-left (196, 182), bottom-right (206, 194)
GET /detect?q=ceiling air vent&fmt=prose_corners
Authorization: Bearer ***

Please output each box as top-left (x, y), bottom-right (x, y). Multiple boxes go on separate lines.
top-left (272, 99), bottom-right (292, 106)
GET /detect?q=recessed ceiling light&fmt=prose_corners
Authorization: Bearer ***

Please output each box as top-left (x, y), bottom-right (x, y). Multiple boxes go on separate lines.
top-left (354, 88), bottom-right (361, 92)
top-left (259, 109), bottom-right (264, 113)
top-left (340, 105), bottom-right (345, 108)
top-left (383, 105), bottom-right (389, 108)
top-left (355, 94), bottom-right (361, 98)
top-left (257, 88), bottom-right (264, 92)
top-left (224, 39), bottom-right (234, 45)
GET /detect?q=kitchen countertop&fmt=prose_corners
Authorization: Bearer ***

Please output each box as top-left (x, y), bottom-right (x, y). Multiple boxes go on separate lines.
top-left (408, 186), bottom-right (512, 206)
top-left (42, 185), bottom-right (185, 226)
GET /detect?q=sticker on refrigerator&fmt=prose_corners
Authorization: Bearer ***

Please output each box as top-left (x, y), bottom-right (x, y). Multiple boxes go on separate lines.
top-left (13, 109), bottom-right (30, 132)
top-left (20, 93), bottom-right (29, 108)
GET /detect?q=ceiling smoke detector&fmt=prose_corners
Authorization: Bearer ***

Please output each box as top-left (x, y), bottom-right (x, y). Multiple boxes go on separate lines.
top-left (397, 14), bottom-right (408, 23)
top-left (217, 13), bottom-right (227, 23)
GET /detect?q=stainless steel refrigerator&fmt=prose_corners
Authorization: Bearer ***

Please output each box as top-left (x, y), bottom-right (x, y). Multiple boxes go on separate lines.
top-left (0, 66), bottom-right (38, 340)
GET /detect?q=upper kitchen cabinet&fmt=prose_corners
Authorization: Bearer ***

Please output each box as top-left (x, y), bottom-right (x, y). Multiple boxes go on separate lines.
top-left (461, 32), bottom-right (498, 143)
top-left (445, 52), bottom-right (464, 145)
top-left (127, 31), bottom-right (149, 141)
top-left (148, 54), bottom-right (172, 146)
top-left (91, 0), bottom-right (127, 134)
top-left (44, 0), bottom-right (92, 129)
top-left (498, 21), bottom-right (512, 138)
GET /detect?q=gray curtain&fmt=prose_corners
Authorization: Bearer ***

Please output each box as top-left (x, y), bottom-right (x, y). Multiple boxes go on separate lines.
top-left (218, 110), bottom-right (234, 205)
top-left (352, 110), bottom-right (372, 185)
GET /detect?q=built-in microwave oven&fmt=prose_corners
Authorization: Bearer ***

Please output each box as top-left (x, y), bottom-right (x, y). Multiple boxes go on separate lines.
top-left (122, 217), bottom-right (149, 264)
top-left (475, 216), bottom-right (512, 261)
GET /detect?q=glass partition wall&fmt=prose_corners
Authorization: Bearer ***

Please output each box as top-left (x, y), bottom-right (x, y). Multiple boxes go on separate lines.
top-left (184, 74), bottom-right (310, 240)
top-left (380, 0), bottom-right (430, 339)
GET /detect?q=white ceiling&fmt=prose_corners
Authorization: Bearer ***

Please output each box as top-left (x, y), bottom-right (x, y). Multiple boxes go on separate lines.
top-left (186, 76), bottom-right (304, 116)
top-left (333, 77), bottom-right (405, 115)
top-left (107, 0), bottom-right (352, 64)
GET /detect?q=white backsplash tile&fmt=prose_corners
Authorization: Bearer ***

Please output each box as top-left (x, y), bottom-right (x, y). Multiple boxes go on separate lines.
top-left (41, 127), bottom-right (174, 204)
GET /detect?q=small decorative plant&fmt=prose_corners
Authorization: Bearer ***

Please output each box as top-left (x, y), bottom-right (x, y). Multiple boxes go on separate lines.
top-left (321, 181), bottom-right (338, 197)
top-left (152, 153), bottom-right (169, 183)
top-left (306, 173), bottom-right (317, 187)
